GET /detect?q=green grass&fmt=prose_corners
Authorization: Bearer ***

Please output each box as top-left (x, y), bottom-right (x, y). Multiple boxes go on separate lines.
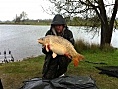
top-left (0, 55), bottom-right (44, 89)
top-left (67, 50), bottom-right (118, 89)
top-left (0, 46), bottom-right (118, 89)
top-left (0, 51), bottom-right (118, 89)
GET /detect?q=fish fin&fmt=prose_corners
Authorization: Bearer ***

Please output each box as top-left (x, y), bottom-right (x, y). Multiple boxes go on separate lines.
top-left (73, 54), bottom-right (84, 67)
top-left (73, 58), bottom-right (79, 67)
top-left (45, 44), bottom-right (50, 52)
top-left (52, 52), bottom-right (57, 58)
top-left (64, 53), bottom-right (72, 59)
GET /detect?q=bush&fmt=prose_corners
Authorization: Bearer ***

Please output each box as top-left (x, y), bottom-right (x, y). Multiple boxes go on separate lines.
top-left (74, 39), bottom-right (115, 53)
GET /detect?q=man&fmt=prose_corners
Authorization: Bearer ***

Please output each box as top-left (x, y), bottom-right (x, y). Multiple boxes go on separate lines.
top-left (42, 14), bottom-right (75, 79)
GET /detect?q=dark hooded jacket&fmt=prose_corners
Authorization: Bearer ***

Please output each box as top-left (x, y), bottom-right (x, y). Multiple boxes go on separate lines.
top-left (42, 14), bottom-right (75, 79)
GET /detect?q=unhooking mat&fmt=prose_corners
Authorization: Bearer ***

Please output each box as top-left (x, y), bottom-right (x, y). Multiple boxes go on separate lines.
top-left (96, 66), bottom-right (118, 78)
top-left (20, 76), bottom-right (98, 89)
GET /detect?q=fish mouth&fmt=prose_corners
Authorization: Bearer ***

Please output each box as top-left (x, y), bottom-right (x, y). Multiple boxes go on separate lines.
top-left (37, 39), bottom-right (43, 44)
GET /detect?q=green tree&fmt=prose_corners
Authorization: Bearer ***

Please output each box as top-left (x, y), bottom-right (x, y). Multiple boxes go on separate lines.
top-left (15, 14), bottom-right (22, 23)
top-left (20, 11), bottom-right (28, 22)
top-left (49, 0), bottom-right (118, 48)
top-left (15, 11), bottom-right (28, 23)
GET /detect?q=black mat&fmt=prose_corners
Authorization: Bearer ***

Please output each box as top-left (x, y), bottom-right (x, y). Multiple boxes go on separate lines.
top-left (96, 66), bottom-right (118, 78)
top-left (20, 76), bottom-right (98, 89)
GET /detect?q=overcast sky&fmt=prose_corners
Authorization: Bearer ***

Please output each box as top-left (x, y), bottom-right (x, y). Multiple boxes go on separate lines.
top-left (0, 0), bottom-right (55, 21)
top-left (0, 0), bottom-right (117, 21)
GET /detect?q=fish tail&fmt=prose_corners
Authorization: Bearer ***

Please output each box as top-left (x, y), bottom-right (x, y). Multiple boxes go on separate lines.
top-left (73, 54), bottom-right (84, 67)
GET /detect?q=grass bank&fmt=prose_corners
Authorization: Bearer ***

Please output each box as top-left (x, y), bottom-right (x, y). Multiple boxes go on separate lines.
top-left (0, 49), bottom-right (118, 89)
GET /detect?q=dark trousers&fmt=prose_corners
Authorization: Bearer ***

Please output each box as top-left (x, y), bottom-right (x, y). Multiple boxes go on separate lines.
top-left (42, 55), bottom-right (71, 79)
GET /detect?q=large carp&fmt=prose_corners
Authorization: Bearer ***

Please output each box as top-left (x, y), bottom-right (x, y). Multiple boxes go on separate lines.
top-left (38, 35), bottom-right (84, 67)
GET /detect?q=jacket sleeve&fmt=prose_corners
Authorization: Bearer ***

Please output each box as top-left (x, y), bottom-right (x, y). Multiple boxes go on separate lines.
top-left (42, 46), bottom-right (48, 54)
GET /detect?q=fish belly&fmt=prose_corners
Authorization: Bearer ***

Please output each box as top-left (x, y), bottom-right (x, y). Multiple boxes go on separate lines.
top-left (50, 43), bottom-right (66, 55)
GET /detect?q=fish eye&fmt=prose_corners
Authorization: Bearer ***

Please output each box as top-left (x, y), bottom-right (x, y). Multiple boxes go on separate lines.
top-left (41, 38), bottom-right (43, 40)
top-left (40, 37), bottom-right (46, 41)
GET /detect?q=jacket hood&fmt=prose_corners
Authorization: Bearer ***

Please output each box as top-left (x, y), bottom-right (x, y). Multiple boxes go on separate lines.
top-left (51, 14), bottom-right (66, 25)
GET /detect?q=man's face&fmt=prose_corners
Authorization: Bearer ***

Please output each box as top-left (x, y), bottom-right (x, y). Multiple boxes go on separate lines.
top-left (54, 25), bottom-right (64, 33)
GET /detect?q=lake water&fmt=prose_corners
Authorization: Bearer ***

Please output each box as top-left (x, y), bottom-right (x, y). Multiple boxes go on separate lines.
top-left (0, 25), bottom-right (118, 62)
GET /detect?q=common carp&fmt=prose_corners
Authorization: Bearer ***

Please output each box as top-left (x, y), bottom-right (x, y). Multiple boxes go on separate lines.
top-left (38, 35), bottom-right (84, 67)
